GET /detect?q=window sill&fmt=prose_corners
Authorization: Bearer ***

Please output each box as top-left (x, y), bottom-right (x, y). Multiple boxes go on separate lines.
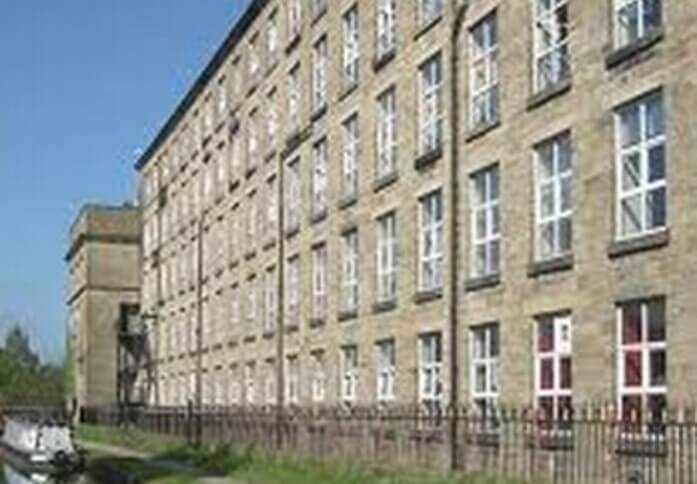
top-left (243, 335), bottom-right (257, 344)
top-left (528, 254), bottom-right (574, 278)
top-left (229, 178), bottom-right (241, 192)
top-left (465, 273), bottom-right (501, 292)
top-left (244, 250), bottom-right (257, 261)
top-left (414, 288), bottom-right (442, 304)
top-left (246, 81), bottom-right (258, 98)
top-left (245, 165), bottom-right (257, 179)
top-left (373, 48), bottom-right (396, 72)
top-left (466, 119), bottom-right (501, 143)
top-left (338, 194), bottom-right (358, 210)
top-left (310, 208), bottom-right (328, 225)
top-left (338, 310), bottom-right (358, 322)
top-left (229, 258), bottom-right (240, 269)
top-left (311, 6), bottom-right (327, 26)
top-left (414, 15), bottom-right (443, 41)
top-left (285, 34), bottom-right (302, 55)
top-left (283, 126), bottom-right (311, 157)
top-left (526, 77), bottom-right (572, 111)
top-left (338, 82), bottom-right (359, 103)
top-left (372, 171), bottom-right (399, 193)
top-left (285, 324), bottom-right (300, 334)
top-left (310, 104), bottom-right (328, 122)
top-left (264, 148), bottom-right (277, 163)
top-left (608, 230), bottom-right (669, 259)
top-left (372, 299), bottom-right (397, 314)
top-left (285, 225), bottom-right (300, 240)
top-left (262, 330), bottom-right (276, 340)
top-left (265, 58), bottom-right (279, 77)
top-left (414, 146), bottom-right (443, 170)
top-left (309, 317), bottom-right (326, 329)
top-left (605, 27), bottom-right (664, 70)
top-left (262, 238), bottom-right (277, 252)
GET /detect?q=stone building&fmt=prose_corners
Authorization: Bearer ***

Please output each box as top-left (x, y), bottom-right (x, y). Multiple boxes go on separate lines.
top-left (66, 204), bottom-right (141, 411)
top-left (135, 0), bottom-right (697, 419)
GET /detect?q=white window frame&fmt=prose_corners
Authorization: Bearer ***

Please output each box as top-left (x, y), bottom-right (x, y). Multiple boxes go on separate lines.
top-left (418, 333), bottom-right (443, 408)
top-left (246, 190), bottom-right (258, 246)
top-left (376, 0), bottom-right (397, 58)
top-left (267, 13), bottom-right (279, 59)
top-left (311, 351), bottom-right (326, 403)
top-left (342, 6), bottom-right (360, 88)
top-left (615, 92), bottom-right (667, 240)
top-left (469, 12), bottom-right (499, 128)
top-left (248, 110), bottom-right (259, 170)
top-left (341, 230), bottom-right (359, 313)
top-left (286, 256), bottom-right (300, 328)
top-left (418, 54), bottom-right (443, 156)
top-left (342, 115), bottom-right (360, 199)
top-left (419, 190), bottom-right (444, 292)
top-left (287, 64), bottom-right (301, 134)
top-left (312, 36), bottom-right (328, 111)
top-left (377, 87), bottom-right (398, 179)
top-left (532, 0), bottom-right (570, 93)
top-left (265, 176), bottom-right (278, 242)
top-left (535, 134), bottom-right (573, 261)
top-left (617, 298), bottom-right (667, 430)
top-left (245, 362), bottom-right (256, 405)
top-left (246, 277), bottom-right (257, 332)
top-left (376, 340), bottom-right (396, 403)
top-left (341, 346), bottom-right (359, 404)
top-left (534, 314), bottom-right (573, 427)
top-left (264, 267), bottom-right (277, 334)
top-left (288, 0), bottom-right (303, 40)
top-left (418, 0), bottom-right (443, 26)
top-left (470, 165), bottom-right (500, 278)
top-left (265, 360), bottom-right (276, 405)
top-left (266, 89), bottom-right (278, 148)
top-left (614, 0), bottom-right (662, 48)
top-left (312, 139), bottom-right (328, 217)
top-left (285, 158), bottom-right (301, 233)
top-left (376, 212), bottom-right (398, 303)
top-left (286, 355), bottom-right (300, 405)
top-left (312, 244), bottom-right (328, 320)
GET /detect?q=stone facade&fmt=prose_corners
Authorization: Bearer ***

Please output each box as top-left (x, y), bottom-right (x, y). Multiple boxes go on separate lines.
top-left (136, 0), bottom-right (697, 415)
top-left (66, 204), bottom-right (141, 410)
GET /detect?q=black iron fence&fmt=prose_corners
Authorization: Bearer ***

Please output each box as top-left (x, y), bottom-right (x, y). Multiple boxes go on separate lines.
top-left (81, 404), bottom-right (697, 484)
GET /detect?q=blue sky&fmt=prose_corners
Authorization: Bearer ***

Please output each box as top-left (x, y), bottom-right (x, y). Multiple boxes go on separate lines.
top-left (0, 1), bottom-right (249, 362)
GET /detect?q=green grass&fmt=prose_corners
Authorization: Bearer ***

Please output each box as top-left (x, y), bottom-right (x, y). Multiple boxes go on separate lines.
top-left (78, 425), bottom-right (530, 484)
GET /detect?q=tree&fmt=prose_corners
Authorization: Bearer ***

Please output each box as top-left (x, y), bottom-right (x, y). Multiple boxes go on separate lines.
top-left (5, 324), bottom-right (39, 371)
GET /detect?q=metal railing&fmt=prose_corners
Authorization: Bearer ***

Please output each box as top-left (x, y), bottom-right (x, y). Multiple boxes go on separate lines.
top-left (81, 404), bottom-right (697, 484)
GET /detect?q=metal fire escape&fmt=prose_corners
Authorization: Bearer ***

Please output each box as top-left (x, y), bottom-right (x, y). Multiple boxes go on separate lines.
top-left (116, 303), bottom-right (153, 418)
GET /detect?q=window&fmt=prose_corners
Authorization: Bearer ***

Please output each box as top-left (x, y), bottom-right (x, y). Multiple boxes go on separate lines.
top-left (246, 190), bottom-right (258, 248)
top-left (312, 139), bottom-right (328, 217)
top-left (418, 54), bottom-right (443, 156)
top-left (229, 127), bottom-right (241, 179)
top-left (341, 346), bottom-right (359, 403)
top-left (265, 176), bottom-right (278, 242)
top-left (265, 359), bottom-right (276, 405)
top-left (535, 134), bottom-right (573, 260)
top-left (312, 244), bottom-right (328, 320)
top-left (377, 87), bottom-right (397, 178)
top-left (288, 64), bottom-right (301, 134)
top-left (228, 207), bottom-right (239, 264)
top-left (342, 115), bottom-right (360, 200)
top-left (286, 355), bottom-right (300, 405)
top-left (286, 256), bottom-right (300, 328)
top-left (249, 34), bottom-right (260, 79)
top-left (230, 285), bottom-right (240, 328)
top-left (312, 36), bottom-right (328, 111)
top-left (418, 333), bottom-right (442, 411)
top-left (248, 109), bottom-right (259, 170)
top-left (614, 0), bottom-right (662, 48)
top-left (267, 13), bottom-right (279, 61)
top-left (469, 13), bottom-right (499, 128)
top-left (264, 267), bottom-right (277, 334)
top-left (229, 366), bottom-right (241, 404)
top-left (285, 158), bottom-right (301, 233)
top-left (470, 324), bottom-right (499, 428)
top-left (266, 88), bottom-right (278, 148)
top-left (376, 340), bottom-right (396, 402)
top-left (288, 0), bottom-right (302, 40)
top-left (243, 362), bottom-right (256, 405)
top-left (418, 0), bottom-right (443, 26)
top-left (618, 298), bottom-right (667, 430)
top-left (533, 0), bottom-right (570, 92)
top-left (470, 166), bottom-right (500, 278)
top-left (377, 212), bottom-right (398, 303)
top-left (419, 190), bottom-right (444, 292)
top-left (376, 0), bottom-right (396, 58)
top-left (535, 314), bottom-right (573, 429)
top-left (342, 6), bottom-right (360, 88)
top-left (615, 92), bottom-right (666, 239)
top-left (311, 351), bottom-right (326, 403)
top-left (341, 230), bottom-right (359, 313)
top-left (246, 277), bottom-right (257, 332)
top-left (312, 0), bottom-right (327, 19)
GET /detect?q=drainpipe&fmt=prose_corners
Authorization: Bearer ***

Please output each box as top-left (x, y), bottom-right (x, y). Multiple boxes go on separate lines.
top-left (195, 215), bottom-right (204, 447)
top-left (448, 0), bottom-right (468, 473)
top-left (275, 150), bottom-right (285, 451)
